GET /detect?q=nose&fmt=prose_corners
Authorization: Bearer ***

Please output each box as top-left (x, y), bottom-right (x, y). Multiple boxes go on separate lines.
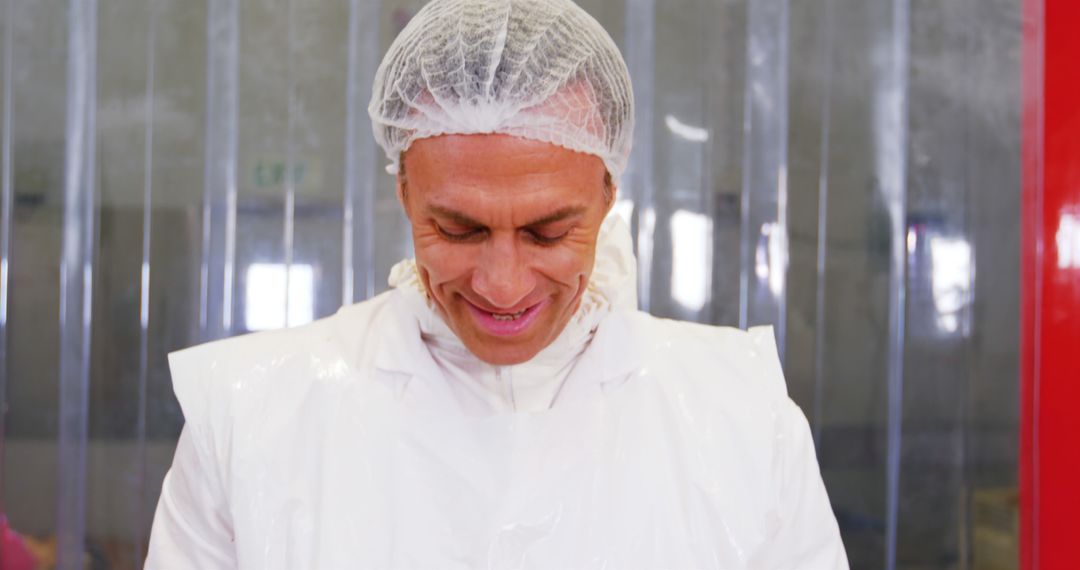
top-left (471, 234), bottom-right (536, 310)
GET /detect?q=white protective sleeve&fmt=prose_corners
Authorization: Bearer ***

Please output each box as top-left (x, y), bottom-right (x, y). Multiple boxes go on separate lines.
top-left (751, 397), bottom-right (849, 569)
top-left (145, 424), bottom-right (237, 569)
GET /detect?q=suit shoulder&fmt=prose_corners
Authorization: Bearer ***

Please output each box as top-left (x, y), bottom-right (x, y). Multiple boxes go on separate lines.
top-left (166, 291), bottom-right (396, 426)
top-left (171, 291), bottom-right (394, 366)
top-left (629, 312), bottom-right (788, 401)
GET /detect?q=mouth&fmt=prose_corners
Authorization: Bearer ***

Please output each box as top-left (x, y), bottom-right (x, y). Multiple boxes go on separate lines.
top-left (491, 308), bottom-right (527, 321)
top-left (463, 298), bottom-right (547, 337)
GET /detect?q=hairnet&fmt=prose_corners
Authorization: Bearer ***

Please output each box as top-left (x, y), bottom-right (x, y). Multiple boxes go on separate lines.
top-left (368, 0), bottom-right (635, 180)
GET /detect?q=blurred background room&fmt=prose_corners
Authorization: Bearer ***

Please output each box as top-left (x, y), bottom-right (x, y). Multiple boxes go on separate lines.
top-left (1, 0), bottom-right (1074, 568)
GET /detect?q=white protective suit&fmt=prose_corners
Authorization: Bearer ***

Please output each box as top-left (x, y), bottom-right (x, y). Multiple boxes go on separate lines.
top-left (146, 214), bottom-right (849, 569)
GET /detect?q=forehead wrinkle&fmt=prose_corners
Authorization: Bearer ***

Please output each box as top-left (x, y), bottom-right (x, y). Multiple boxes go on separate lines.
top-left (411, 134), bottom-right (605, 180)
top-left (423, 172), bottom-right (595, 203)
top-left (425, 194), bottom-right (590, 230)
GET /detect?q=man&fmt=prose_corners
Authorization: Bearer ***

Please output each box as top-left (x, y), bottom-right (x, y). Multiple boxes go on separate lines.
top-left (146, 0), bottom-right (848, 568)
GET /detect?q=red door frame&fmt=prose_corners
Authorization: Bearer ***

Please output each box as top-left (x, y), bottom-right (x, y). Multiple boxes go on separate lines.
top-left (1021, 0), bottom-right (1080, 568)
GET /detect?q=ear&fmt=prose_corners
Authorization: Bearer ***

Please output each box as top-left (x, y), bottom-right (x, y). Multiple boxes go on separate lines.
top-left (604, 184), bottom-right (618, 214)
top-left (395, 173), bottom-right (410, 218)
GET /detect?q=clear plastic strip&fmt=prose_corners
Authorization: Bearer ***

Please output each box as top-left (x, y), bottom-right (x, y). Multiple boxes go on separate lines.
top-left (739, 0), bottom-right (790, 356)
top-left (283, 0), bottom-right (297, 323)
top-left (624, 0), bottom-right (655, 312)
top-left (342, 0), bottom-right (379, 304)
top-left (56, 0), bottom-right (97, 565)
top-left (959, 9), bottom-right (977, 552)
top-left (0, 0), bottom-right (14, 515)
top-left (812, 0), bottom-right (836, 447)
top-left (879, 0), bottom-right (910, 567)
top-left (1020, 0), bottom-right (1044, 563)
top-left (199, 0), bottom-right (239, 339)
top-left (134, 0), bottom-right (159, 562)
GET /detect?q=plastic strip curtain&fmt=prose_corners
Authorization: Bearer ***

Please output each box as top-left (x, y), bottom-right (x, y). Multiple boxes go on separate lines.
top-left (283, 0), bottom-right (298, 328)
top-left (740, 0), bottom-right (790, 356)
top-left (0, 1), bottom-right (1025, 567)
top-left (1019, 0), bottom-right (1042, 565)
top-left (877, 0), bottom-right (910, 566)
top-left (56, 0), bottom-right (98, 566)
top-left (133, 0), bottom-right (160, 562)
top-left (199, 0), bottom-right (239, 341)
top-left (811, 0), bottom-right (836, 449)
top-left (0, 0), bottom-right (13, 521)
top-left (623, 0), bottom-right (654, 312)
top-left (343, 0), bottom-right (381, 305)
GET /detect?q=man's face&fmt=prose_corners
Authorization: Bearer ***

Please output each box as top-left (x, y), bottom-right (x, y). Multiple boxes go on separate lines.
top-left (399, 134), bottom-right (613, 365)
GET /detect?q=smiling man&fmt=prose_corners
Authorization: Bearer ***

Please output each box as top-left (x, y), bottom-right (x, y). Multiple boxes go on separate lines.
top-left (400, 134), bottom-right (612, 366)
top-left (146, 0), bottom-right (847, 568)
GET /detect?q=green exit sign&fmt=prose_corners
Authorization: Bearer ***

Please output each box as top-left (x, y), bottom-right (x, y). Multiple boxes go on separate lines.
top-left (248, 155), bottom-right (323, 193)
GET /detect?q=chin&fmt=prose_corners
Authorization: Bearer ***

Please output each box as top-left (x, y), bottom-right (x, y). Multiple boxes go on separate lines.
top-left (466, 339), bottom-right (543, 366)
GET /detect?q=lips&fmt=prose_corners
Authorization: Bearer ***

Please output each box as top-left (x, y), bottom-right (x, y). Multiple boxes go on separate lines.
top-left (463, 298), bottom-right (547, 337)
top-left (491, 309), bottom-right (526, 321)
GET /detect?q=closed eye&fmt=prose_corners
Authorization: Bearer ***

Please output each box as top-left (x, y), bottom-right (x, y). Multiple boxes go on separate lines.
top-left (526, 228), bottom-right (570, 246)
top-left (435, 224), bottom-right (485, 242)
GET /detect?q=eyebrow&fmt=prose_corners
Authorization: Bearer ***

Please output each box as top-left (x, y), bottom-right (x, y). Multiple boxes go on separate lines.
top-left (426, 204), bottom-right (587, 228)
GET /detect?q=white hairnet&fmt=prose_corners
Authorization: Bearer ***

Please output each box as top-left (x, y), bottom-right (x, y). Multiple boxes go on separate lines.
top-left (368, 0), bottom-right (635, 180)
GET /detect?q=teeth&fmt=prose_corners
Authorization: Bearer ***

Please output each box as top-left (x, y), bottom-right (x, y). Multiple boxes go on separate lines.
top-left (491, 309), bottom-right (526, 321)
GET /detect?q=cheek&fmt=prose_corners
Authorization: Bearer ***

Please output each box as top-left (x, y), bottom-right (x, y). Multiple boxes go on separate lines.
top-left (415, 244), bottom-right (474, 286)
top-left (532, 242), bottom-right (597, 287)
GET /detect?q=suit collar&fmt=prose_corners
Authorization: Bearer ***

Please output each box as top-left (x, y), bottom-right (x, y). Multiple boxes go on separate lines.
top-left (370, 290), bottom-right (645, 398)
